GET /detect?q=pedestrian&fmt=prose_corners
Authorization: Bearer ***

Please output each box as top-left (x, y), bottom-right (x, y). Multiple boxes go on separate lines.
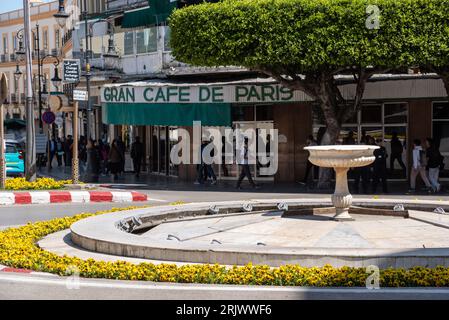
top-left (131, 136), bottom-right (144, 178)
top-left (47, 137), bottom-right (57, 169)
top-left (64, 135), bottom-right (73, 166)
top-left (300, 135), bottom-right (317, 186)
top-left (425, 137), bottom-right (444, 193)
top-left (98, 140), bottom-right (110, 175)
top-left (343, 130), bottom-right (356, 145)
top-left (85, 139), bottom-right (101, 183)
top-left (409, 139), bottom-right (432, 193)
top-left (372, 138), bottom-right (388, 193)
top-left (236, 137), bottom-right (258, 189)
top-left (390, 131), bottom-right (406, 174)
top-left (353, 135), bottom-right (372, 194)
top-left (108, 139), bottom-right (123, 181)
top-left (55, 137), bottom-right (64, 167)
top-left (116, 137), bottom-right (126, 175)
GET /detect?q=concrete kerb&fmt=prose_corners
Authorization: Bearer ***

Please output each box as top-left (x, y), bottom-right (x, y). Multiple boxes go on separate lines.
top-left (68, 198), bottom-right (449, 268)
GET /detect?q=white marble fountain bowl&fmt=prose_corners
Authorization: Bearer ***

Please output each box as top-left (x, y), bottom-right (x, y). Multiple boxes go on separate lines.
top-left (304, 145), bottom-right (379, 168)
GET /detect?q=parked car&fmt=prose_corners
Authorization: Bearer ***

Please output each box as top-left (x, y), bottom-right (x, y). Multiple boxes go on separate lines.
top-left (5, 142), bottom-right (25, 176)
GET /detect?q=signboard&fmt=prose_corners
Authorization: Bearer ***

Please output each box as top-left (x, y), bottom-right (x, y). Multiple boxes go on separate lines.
top-left (73, 90), bottom-right (88, 101)
top-left (36, 133), bottom-right (47, 154)
top-left (101, 83), bottom-right (312, 104)
top-left (63, 59), bottom-right (81, 83)
top-left (42, 111), bottom-right (56, 124)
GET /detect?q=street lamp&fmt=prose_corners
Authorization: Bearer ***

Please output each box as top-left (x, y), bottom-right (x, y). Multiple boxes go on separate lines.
top-left (54, 0), bottom-right (70, 29)
top-left (14, 64), bottom-right (23, 82)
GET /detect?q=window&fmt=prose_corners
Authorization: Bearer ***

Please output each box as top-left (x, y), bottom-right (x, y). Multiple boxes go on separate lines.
top-left (164, 26), bottom-right (171, 51)
top-left (3, 35), bottom-right (8, 54)
top-left (43, 29), bottom-right (48, 50)
top-left (136, 28), bottom-right (157, 54)
top-left (124, 31), bottom-right (134, 55)
top-left (432, 102), bottom-right (449, 178)
top-left (361, 104), bottom-right (382, 124)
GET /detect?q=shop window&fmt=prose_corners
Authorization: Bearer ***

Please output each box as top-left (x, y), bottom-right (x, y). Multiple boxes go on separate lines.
top-left (384, 103), bottom-right (407, 124)
top-left (164, 26), bottom-right (171, 51)
top-left (136, 28), bottom-right (157, 54)
top-left (432, 102), bottom-right (449, 178)
top-left (124, 31), bottom-right (134, 55)
top-left (232, 105), bottom-right (254, 122)
top-left (361, 104), bottom-right (382, 124)
top-left (433, 102), bottom-right (449, 120)
top-left (255, 105), bottom-right (273, 121)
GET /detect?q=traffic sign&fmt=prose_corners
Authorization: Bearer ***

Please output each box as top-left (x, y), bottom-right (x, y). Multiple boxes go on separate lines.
top-left (42, 111), bottom-right (56, 124)
top-left (63, 59), bottom-right (81, 83)
top-left (73, 90), bottom-right (88, 101)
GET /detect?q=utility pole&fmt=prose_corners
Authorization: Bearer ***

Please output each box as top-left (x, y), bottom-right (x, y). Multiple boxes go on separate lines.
top-left (0, 73), bottom-right (8, 189)
top-left (23, 0), bottom-right (36, 181)
top-left (83, 0), bottom-right (92, 140)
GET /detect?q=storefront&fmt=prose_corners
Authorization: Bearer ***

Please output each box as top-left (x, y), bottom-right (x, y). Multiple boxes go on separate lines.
top-left (100, 76), bottom-right (449, 183)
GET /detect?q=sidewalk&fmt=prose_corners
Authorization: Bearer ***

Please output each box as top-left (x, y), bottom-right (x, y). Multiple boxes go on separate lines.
top-left (38, 166), bottom-right (449, 198)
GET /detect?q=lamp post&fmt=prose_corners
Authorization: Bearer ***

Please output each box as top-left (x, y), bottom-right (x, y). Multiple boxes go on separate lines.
top-left (22, 0), bottom-right (36, 181)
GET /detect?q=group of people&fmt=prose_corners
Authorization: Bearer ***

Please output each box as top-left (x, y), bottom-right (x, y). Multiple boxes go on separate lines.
top-left (47, 135), bottom-right (145, 182)
top-left (195, 137), bottom-right (259, 189)
top-left (302, 130), bottom-right (445, 194)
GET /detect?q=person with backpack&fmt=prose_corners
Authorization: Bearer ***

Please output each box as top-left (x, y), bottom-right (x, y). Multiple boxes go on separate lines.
top-left (409, 139), bottom-right (432, 193)
top-left (426, 137), bottom-right (444, 193)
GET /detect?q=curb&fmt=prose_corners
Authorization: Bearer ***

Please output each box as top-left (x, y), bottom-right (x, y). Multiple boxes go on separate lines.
top-left (0, 191), bottom-right (148, 205)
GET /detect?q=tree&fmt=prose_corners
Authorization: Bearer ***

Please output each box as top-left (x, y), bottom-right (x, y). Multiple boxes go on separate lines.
top-left (169, 0), bottom-right (449, 187)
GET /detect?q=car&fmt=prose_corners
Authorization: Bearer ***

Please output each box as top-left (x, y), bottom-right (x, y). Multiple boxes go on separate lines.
top-left (5, 143), bottom-right (25, 177)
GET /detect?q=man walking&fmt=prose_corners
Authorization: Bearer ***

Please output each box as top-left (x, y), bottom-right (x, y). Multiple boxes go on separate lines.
top-left (372, 138), bottom-right (388, 193)
top-left (409, 139), bottom-right (432, 193)
top-left (236, 137), bottom-right (258, 189)
top-left (131, 136), bottom-right (144, 178)
top-left (390, 131), bottom-right (406, 174)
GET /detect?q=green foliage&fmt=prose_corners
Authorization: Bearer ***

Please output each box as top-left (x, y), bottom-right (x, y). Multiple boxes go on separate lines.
top-left (169, 0), bottom-right (449, 72)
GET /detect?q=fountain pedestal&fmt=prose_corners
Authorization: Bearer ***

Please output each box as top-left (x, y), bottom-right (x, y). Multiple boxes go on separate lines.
top-left (304, 145), bottom-right (379, 221)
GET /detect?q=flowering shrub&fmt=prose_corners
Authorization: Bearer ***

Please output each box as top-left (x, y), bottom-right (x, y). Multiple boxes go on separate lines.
top-left (1, 207), bottom-right (449, 286)
top-left (4, 177), bottom-right (72, 190)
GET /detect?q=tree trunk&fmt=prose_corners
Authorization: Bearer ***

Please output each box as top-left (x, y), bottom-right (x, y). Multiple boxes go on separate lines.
top-left (317, 120), bottom-right (341, 190)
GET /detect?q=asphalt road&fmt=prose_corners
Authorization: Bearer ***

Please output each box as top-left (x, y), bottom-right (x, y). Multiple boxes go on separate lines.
top-left (1, 189), bottom-right (449, 300)
top-left (1, 272), bottom-right (449, 300)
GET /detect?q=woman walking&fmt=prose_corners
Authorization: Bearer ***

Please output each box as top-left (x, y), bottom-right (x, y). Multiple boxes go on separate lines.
top-left (108, 139), bottom-right (123, 181)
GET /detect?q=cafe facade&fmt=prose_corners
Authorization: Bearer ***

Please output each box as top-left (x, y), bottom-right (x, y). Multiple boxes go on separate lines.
top-left (100, 75), bottom-right (449, 183)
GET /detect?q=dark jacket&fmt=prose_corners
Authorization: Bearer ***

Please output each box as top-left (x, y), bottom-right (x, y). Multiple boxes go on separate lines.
top-left (426, 146), bottom-right (443, 169)
top-left (131, 141), bottom-right (144, 159)
top-left (373, 146), bottom-right (388, 172)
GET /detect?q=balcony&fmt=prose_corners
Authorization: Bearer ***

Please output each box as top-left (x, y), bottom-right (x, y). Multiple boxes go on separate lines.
top-left (0, 54), bottom-right (9, 63)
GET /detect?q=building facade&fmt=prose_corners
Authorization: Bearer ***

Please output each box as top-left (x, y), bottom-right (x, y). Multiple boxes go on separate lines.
top-left (72, 0), bottom-right (449, 183)
top-left (0, 0), bottom-right (78, 139)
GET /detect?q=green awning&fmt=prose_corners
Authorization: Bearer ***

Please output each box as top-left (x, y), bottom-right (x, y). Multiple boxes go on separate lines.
top-left (121, 0), bottom-right (177, 29)
top-left (102, 103), bottom-right (231, 127)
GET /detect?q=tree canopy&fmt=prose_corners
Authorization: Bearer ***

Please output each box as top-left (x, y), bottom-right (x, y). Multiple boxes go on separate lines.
top-left (170, 0), bottom-right (449, 73)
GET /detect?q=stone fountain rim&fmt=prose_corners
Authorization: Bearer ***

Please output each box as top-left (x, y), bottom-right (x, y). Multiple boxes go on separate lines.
top-left (69, 199), bottom-right (449, 267)
top-left (304, 145), bottom-right (380, 151)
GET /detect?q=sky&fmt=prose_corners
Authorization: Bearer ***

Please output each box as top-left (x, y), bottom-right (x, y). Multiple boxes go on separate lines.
top-left (0, 0), bottom-right (53, 14)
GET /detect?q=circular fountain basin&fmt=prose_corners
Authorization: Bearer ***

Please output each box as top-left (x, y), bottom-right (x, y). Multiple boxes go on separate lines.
top-left (305, 145), bottom-right (379, 168)
top-left (68, 199), bottom-right (449, 268)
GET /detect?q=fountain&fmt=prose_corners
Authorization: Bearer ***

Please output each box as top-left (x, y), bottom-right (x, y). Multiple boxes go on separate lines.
top-left (304, 145), bottom-right (379, 220)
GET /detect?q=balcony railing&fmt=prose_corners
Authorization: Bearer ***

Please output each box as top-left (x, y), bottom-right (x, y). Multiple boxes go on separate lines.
top-left (62, 29), bottom-right (73, 47)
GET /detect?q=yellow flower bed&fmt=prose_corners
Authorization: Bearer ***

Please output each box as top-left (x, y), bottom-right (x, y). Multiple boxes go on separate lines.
top-left (5, 177), bottom-right (72, 190)
top-left (1, 207), bottom-right (449, 286)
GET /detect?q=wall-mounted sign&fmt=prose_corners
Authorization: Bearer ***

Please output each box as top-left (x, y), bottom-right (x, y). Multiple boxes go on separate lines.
top-left (73, 90), bottom-right (88, 101)
top-left (63, 59), bottom-right (81, 83)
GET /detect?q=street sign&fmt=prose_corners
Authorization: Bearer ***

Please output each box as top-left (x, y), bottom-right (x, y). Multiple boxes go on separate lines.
top-left (42, 111), bottom-right (56, 124)
top-left (55, 116), bottom-right (63, 127)
top-left (63, 59), bottom-right (81, 83)
top-left (73, 90), bottom-right (88, 101)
